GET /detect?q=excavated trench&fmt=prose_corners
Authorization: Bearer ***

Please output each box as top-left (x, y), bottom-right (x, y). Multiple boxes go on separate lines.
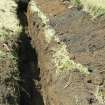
top-left (15, 0), bottom-right (105, 105)
top-left (16, 1), bottom-right (44, 105)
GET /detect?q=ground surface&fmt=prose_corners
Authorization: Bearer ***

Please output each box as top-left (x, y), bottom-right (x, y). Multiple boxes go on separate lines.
top-left (27, 0), bottom-right (105, 105)
top-left (49, 7), bottom-right (105, 105)
top-left (1, 0), bottom-right (105, 105)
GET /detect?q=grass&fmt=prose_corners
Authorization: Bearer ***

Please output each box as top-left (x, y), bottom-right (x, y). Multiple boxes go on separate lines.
top-left (0, 28), bottom-right (21, 105)
top-left (70, 0), bottom-right (81, 7)
top-left (0, 31), bottom-right (9, 41)
top-left (0, 50), bottom-right (19, 105)
top-left (95, 86), bottom-right (105, 104)
top-left (53, 44), bottom-right (90, 75)
top-left (70, 0), bottom-right (105, 16)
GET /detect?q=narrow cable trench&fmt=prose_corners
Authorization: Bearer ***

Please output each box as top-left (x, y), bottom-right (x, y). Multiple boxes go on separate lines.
top-left (15, 1), bottom-right (44, 105)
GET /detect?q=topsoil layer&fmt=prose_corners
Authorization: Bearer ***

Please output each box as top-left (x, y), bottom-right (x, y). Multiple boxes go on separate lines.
top-left (49, 7), bottom-right (105, 105)
top-left (27, 0), bottom-right (105, 105)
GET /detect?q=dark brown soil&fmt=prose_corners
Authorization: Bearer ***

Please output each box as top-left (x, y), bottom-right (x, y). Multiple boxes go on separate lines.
top-left (1, 0), bottom-right (104, 105)
top-left (16, 1), bottom-right (44, 105)
top-left (27, 0), bottom-right (105, 105)
top-left (48, 6), bottom-right (105, 105)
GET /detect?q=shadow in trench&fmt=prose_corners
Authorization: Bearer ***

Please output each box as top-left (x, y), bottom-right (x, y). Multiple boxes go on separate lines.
top-left (15, 1), bottom-right (44, 105)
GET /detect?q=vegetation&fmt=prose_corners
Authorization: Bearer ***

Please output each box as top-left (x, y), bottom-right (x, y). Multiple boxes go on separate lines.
top-left (70, 0), bottom-right (105, 16)
top-left (0, 31), bottom-right (20, 105)
top-left (53, 45), bottom-right (90, 75)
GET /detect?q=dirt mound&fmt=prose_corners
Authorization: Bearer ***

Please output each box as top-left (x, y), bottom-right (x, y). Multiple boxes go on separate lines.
top-left (27, 0), bottom-right (105, 105)
top-left (49, 7), bottom-right (105, 105)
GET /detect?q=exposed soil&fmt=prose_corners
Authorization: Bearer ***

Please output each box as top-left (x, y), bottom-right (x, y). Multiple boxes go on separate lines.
top-left (1, 0), bottom-right (105, 105)
top-left (16, 1), bottom-right (44, 105)
top-left (48, 4), bottom-right (105, 105)
top-left (27, 0), bottom-right (105, 105)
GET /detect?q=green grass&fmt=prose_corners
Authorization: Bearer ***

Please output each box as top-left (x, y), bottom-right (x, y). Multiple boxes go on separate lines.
top-left (0, 29), bottom-right (20, 105)
top-left (70, 0), bottom-right (105, 16)
top-left (53, 45), bottom-right (90, 76)
top-left (71, 0), bottom-right (81, 7)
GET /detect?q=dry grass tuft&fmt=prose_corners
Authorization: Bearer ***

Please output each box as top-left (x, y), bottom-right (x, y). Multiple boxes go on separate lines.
top-left (71, 0), bottom-right (105, 16)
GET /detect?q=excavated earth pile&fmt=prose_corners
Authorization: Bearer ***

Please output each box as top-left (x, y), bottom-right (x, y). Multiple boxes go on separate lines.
top-left (27, 0), bottom-right (105, 105)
